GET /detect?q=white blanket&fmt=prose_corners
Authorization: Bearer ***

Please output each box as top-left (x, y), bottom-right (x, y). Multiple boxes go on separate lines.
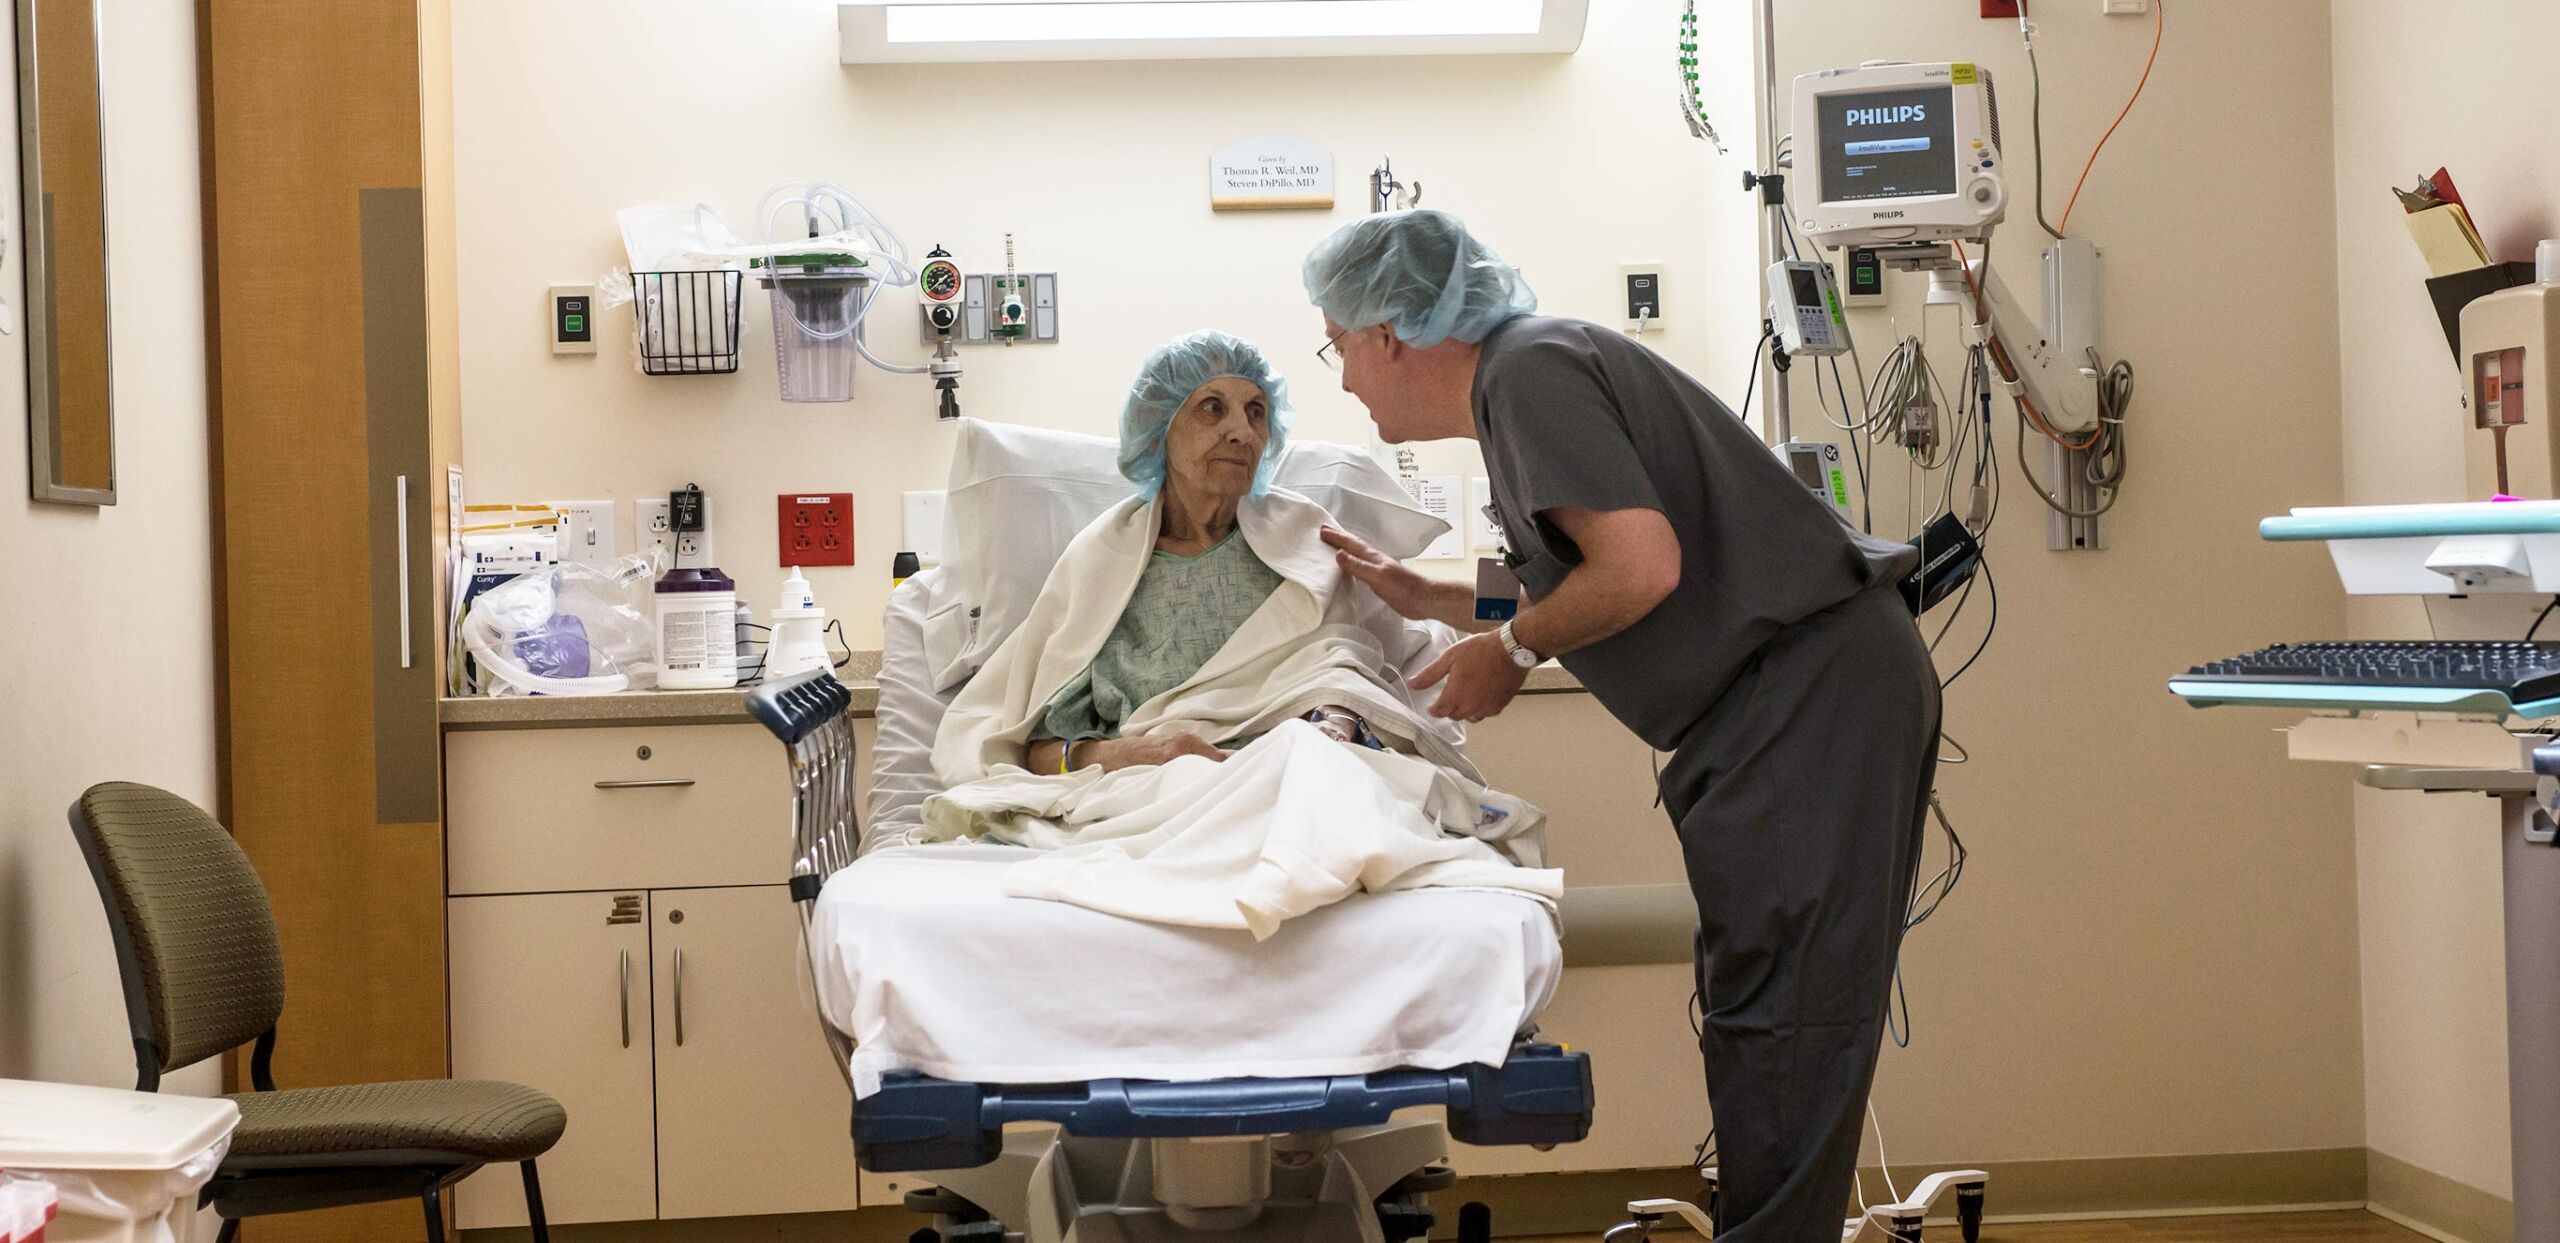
top-left (811, 844), bottom-right (1563, 1098)
top-left (922, 490), bottom-right (1560, 937)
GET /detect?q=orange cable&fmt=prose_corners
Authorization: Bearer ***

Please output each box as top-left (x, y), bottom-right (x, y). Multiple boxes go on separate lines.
top-left (2057, 0), bottom-right (2165, 236)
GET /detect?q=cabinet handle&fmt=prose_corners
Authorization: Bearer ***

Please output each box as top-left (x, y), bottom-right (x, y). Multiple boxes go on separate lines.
top-left (394, 474), bottom-right (412, 670)
top-left (593, 778), bottom-right (697, 790)
top-left (618, 949), bottom-right (632, 1049)
top-left (672, 948), bottom-right (686, 1047)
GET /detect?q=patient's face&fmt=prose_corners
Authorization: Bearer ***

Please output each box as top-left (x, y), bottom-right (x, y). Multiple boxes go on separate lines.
top-left (1163, 376), bottom-right (1271, 501)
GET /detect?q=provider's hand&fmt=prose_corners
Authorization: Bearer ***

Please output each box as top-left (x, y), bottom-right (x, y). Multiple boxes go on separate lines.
top-left (1410, 632), bottom-right (1529, 722)
top-left (1084, 733), bottom-right (1228, 772)
top-left (1321, 526), bottom-right (1449, 623)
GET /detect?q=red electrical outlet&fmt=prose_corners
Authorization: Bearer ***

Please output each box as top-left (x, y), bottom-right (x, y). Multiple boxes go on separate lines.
top-left (778, 492), bottom-right (855, 567)
top-left (1980, 0), bottom-right (2019, 16)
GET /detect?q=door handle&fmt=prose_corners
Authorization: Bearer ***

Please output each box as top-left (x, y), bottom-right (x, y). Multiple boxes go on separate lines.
top-left (618, 949), bottom-right (632, 1049)
top-left (594, 778), bottom-right (697, 790)
top-left (672, 948), bottom-right (686, 1047)
top-left (394, 474), bottom-right (412, 670)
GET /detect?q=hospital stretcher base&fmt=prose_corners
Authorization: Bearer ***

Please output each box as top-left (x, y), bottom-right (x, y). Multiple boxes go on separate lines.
top-left (854, 1043), bottom-right (1592, 1172)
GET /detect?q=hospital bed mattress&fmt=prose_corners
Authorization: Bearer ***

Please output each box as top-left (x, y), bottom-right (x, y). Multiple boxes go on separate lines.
top-left (809, 843), bottom-right (1564, 1097)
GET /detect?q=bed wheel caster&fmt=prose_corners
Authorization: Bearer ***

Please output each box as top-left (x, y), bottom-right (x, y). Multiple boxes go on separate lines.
top-left (1456, 1201), bottom-right (1492, 1243)
top-left (1957, 1183), bottom-right (1985, 1243)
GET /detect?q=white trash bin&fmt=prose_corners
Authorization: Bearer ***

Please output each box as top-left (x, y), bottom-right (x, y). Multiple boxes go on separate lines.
top-left (0, 1081), bottom-right (239, 1243)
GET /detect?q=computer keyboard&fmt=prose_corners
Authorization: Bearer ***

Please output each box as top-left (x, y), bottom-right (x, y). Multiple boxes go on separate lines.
top-left (2172, 640), bottom-right (2560, 716)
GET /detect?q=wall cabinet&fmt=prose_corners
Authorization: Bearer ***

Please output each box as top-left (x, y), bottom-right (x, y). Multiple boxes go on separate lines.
top-left (446, 725), bottom-right (856, 1227)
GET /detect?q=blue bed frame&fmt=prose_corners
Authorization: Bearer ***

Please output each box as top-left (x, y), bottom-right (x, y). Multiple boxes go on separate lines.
top-left (746, 670), bottom-right (1596, 1176)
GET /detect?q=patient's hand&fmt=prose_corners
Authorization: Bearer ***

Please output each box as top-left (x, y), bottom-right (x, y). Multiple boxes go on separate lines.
top-left (1088, 732), bottom-right (1228, 772)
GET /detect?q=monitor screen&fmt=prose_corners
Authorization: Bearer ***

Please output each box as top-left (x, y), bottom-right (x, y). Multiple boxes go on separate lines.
top-left (1788, 265), bottom-right (1823, 309)
top-left (1818, 85), bottom-right (1958, 204)
top-left (1789, 447), bottom-right (1826, 491)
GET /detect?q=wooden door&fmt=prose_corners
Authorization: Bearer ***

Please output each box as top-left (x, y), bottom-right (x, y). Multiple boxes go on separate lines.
top-left (448, 892), bottom-right (659, 1228)
top-left (202, 2), bottom-right (450, 1237)
top-left (649, 887), bottom-right (859, 1219)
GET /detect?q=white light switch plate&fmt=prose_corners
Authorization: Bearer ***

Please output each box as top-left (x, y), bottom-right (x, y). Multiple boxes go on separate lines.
top-left (902, 490), bottom-right (948, 564)
top-left (2102, 0), bottom-right (2149, 13)
top-left (549, 499), bottom-right (617, 567)
top-left (1468, 477), bottom-right (1500, 551)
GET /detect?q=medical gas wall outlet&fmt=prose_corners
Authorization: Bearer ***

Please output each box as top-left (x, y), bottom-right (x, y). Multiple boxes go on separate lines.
top-left (550, 284), bottom-right (596, 355)
top-left (919, 273), bottom-right (1059, 345)
top-left (779, 492), bottom-right (856, 567)
top-left (1619, 265), bottom-right (1664, 333)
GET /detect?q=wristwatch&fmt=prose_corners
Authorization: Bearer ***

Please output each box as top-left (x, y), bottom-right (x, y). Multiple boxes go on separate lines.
top-left (1495, 619), bottom-right (1541, 669)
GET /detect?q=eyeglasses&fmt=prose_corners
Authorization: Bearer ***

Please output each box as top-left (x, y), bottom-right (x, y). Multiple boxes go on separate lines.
top-left (1316, 329), bottom-right (1353, 372)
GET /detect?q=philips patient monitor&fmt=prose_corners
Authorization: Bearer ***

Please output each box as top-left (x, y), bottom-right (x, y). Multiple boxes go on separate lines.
top-left (1792, 61), bottom-right (2007, 249)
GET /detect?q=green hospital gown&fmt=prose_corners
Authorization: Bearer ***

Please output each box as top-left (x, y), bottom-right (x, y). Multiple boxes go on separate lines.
top-left (1031, 530), bottom-right (1284, 744)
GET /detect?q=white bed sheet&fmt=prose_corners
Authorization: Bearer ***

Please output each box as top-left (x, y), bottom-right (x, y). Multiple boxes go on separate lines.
top-left (810, 843), bottom-right (1563, 1098)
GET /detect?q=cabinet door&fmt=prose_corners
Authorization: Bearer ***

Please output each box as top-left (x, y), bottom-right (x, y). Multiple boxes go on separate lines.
top-left (651, 887), bottom-right (860, 1219)
top-left (450, 893), bottom-right (658, 1227)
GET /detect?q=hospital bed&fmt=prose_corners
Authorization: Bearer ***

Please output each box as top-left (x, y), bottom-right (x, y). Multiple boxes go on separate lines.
top-left (748, 657), bottom-right (1594, 1243)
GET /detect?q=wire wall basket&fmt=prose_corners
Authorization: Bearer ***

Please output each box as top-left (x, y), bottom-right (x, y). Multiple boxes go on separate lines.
top-left (632, 270), bottom-right (743, 375)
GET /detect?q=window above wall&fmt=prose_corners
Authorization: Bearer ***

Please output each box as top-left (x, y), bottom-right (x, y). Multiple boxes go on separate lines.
top-left (837, 0), bottom-right (1588, 64)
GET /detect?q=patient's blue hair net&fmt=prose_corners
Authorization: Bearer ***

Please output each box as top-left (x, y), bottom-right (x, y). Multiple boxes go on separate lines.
top-left (1301, 209), bottom-right (1537, 348)
top-left (1119, 330), bottom-right (1294, 499)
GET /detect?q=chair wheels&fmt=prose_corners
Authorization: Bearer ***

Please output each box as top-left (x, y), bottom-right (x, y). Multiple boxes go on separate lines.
top-left (1457, 1201), bottom-right (1492, 1243)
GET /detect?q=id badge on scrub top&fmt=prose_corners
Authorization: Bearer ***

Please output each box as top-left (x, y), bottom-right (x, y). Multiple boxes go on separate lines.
top-left (1475, 557), bottom-right (1524, 623)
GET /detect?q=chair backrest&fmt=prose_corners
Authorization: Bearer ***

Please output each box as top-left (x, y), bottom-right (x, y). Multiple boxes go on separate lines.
top-left (68, 782), bottom-right (286, 1085)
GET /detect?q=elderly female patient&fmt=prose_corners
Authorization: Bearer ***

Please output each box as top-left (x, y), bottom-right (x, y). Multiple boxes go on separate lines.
top-left (923, 330), bottom-right (1557, 938)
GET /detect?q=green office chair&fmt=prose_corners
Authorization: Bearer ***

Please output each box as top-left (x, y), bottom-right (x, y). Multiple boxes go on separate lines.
top-left (69, 781), bottom-right (564, 1243)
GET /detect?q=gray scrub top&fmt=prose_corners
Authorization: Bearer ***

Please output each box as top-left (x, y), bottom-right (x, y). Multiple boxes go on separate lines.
top-left (1472, 315), bottom-right (1916, 751)
top-left (1031, 529), bottom-right (1284, 744)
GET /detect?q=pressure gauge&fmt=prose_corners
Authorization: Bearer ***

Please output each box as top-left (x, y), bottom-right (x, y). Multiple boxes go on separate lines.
top-left (920, 255), bottom-right (963, 304)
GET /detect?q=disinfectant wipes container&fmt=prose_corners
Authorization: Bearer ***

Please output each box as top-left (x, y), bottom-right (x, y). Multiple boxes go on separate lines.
top-left (755, 253), bottom-right (872, 403)
top-left (0, 1080), bottom-right (239, 1243)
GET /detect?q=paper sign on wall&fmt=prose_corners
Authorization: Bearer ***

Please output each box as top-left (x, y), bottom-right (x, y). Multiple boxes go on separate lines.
top-left (1209, 136), bottom-right (1334, 211)
top-left (1402, 473), bottom-right (1466, 560)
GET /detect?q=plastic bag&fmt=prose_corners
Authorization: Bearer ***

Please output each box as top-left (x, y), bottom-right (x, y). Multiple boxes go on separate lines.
top-left (464, 555), bottom-right (660, 696)
top-left (5, 1132), bottom-right (228, 1243)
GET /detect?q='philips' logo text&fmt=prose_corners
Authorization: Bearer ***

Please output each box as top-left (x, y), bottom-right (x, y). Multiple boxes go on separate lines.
top-left (1845, 104), bottom-right (1927, 126)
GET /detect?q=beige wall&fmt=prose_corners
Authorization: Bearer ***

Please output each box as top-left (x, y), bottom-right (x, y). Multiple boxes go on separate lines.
top-left (449, 0), bottom-right (2365, 1179)
top-left (448, 0), bottom-right (1761, 633)
top-left (0, 0), bottom-right (219, 1095)
top-left (1757, 0), bottom-right (2364, 1168)
top-left (2329, 0), bottom-right (2560, 1203)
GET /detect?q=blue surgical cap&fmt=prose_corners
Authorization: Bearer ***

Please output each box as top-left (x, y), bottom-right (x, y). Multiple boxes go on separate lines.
top-left (1301, 209), bottom-right (1537, 348)
top-left (1119, 330), bottom-right (1294, 499)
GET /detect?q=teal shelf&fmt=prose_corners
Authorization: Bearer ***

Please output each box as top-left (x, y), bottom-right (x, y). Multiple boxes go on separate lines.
top-left (2261, 506), bottom-right (2560, 542)
top-left (2168, 679), bottom-right (2560, 720)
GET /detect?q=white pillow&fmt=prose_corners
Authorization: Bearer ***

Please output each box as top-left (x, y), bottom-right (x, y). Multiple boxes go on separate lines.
top-left (869, 566), bottom-right (955, 838)
top-left (924, 418), bottom-right (1449, 691)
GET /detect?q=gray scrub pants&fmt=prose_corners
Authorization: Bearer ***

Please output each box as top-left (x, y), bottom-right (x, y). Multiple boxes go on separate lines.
top-left (1658, 586), bottom-right (1940, 1242)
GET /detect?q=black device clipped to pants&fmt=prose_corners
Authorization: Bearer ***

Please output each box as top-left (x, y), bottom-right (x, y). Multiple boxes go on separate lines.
top-left (1900, 512), bottom-right (1982, 616)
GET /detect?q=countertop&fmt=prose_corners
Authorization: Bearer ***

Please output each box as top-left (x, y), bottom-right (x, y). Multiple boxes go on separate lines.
top-left (440, 652), bottom-right (1584, 730)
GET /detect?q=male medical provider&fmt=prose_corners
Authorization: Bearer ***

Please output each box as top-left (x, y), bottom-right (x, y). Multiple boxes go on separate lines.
top-left (1305, 209), bottom-right (1940, 1242)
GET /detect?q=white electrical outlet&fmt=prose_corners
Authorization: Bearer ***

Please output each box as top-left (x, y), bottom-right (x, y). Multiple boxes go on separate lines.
top-left (1468, 477), bottom-right (1501, 551)
top-left (902, 490), bottom-right (948, 564)
top-left (675, 524), bottom-right (714, 567)
top-left (633, 498), bottom-right (674, 566)
top-left (549, 499), bottom-right (617, 566)
top-left (2101, 0), bottom-right (2149, 13)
